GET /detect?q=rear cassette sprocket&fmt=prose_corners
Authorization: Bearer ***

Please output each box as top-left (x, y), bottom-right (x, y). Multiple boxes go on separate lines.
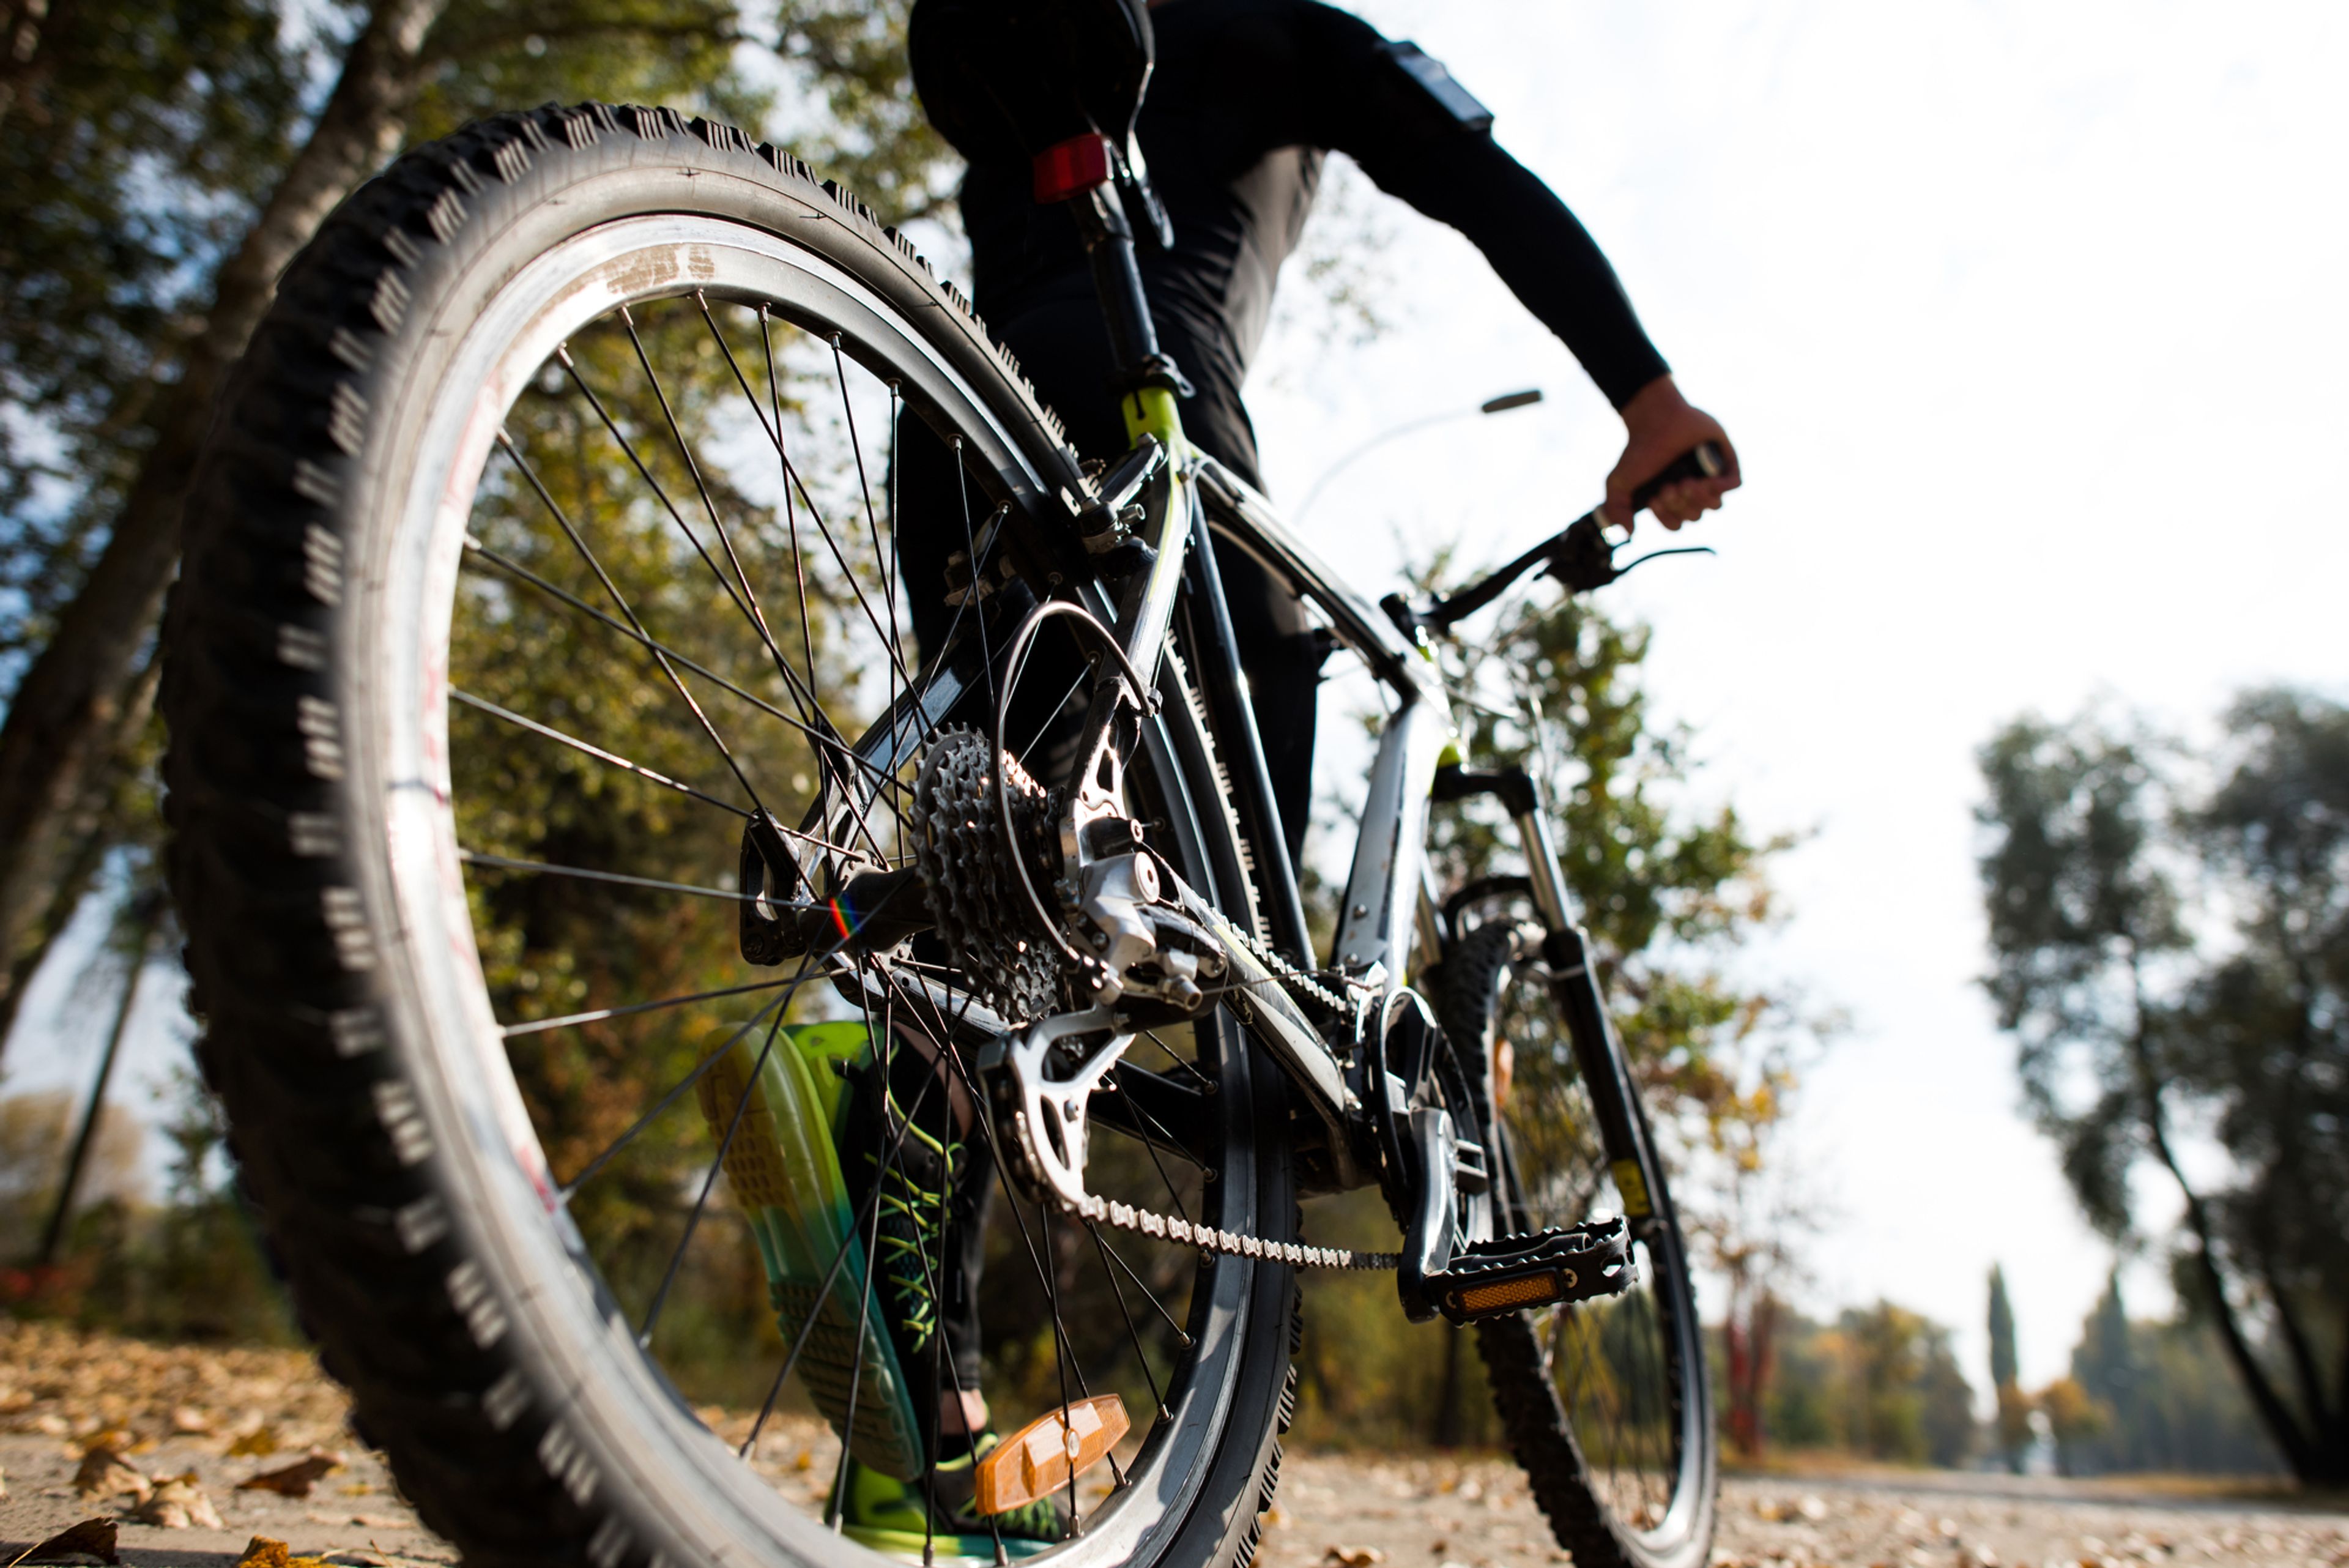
top-left (911, 726), bottom-right (1070, 1022)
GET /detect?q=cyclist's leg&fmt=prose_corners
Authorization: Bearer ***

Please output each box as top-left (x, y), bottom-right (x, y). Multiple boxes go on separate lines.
top-left (965, 302), bottom-right (1324, 867)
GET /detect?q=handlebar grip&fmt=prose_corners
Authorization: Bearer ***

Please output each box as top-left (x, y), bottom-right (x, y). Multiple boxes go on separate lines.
top-left (1627, 440), bottom-right (1727, 516)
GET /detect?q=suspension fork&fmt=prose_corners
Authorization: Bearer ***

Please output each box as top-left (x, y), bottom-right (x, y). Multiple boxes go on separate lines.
top-left (1432, 764), bottom-right (1668, 1232)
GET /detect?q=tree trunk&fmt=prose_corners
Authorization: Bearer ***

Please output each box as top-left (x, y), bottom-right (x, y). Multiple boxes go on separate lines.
top-left (0, 0), bottom-right (64, 132)
top-left (2127, 1013), bottom-right (2323, 1480)
top-left (0, 650), bottom-right (159, 1066)
top-left (0, 0), bottom-right (450, 1024)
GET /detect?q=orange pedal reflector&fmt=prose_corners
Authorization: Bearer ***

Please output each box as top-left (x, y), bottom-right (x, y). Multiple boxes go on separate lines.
top-left (974, 1394), bottom-right (1130, 1517)
top-left (1452, 1270), bottom-right (1568, 1317)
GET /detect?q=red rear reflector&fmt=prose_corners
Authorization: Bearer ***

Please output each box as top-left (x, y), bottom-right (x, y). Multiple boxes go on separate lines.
top-left (1033, 133), bottom-right (1113, 203)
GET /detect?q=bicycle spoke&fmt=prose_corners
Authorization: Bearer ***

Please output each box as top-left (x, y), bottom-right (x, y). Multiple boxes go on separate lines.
top-left (706, 312), bottom-right (912, 694)
top-left (502, 975), bottom-right (818, 1040)
top-left (462, 531), bottom-right (904, 841)
top-left (1086, 1219), bottom-right (1192, 1381)
top-left (639, 1008), bottom-right (791, 1344)
top-left (459, 847), bottom-right (775, 904)
top-left (563, 330), bottom-right (818, 712)
top-left (634, 297), bottom-right (790, 663)
top-left (831, 333), bottom-right (905, 689)
top-left (755, 308), bottom-right (825, 720)
top-left (827, 987), bottom-right (900, 1531)
top-left (452, 687), bottom-right (750, 820)
top-left (554, 979), bottom-right (798, 1198)
top-left (492, 429), bottom-right (771, 819)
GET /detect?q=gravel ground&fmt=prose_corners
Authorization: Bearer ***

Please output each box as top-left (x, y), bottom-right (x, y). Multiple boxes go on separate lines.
top-left (1256, 1453), bottom-right (2349, 1568)
top-left (6, 1320), bottom-right (2342, 1566)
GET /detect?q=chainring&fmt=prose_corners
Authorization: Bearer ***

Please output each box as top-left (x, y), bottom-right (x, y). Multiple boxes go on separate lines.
top-left (911, 726), bottom-right (1071, 1022)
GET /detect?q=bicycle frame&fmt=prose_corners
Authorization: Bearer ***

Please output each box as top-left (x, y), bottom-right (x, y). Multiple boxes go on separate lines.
top-left (932, 138), bottom-right (1660, 1243)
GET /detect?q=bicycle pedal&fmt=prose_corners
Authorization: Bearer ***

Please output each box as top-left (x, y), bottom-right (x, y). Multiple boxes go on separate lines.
top-left (1424, 1217), bottom-right (1635, 1324)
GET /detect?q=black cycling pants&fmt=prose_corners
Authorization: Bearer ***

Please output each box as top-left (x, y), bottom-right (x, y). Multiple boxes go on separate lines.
top-left (896, 296), bottom-right (1320, 867)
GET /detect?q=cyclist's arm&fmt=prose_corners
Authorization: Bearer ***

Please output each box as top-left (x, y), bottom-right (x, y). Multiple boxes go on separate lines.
top-left (1288, 4), bottom-right (1740, 527)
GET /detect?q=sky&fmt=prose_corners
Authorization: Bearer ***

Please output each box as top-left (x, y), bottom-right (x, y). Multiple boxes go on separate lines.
top-left (5, 0), bottom-right (2345, 1411)
top-left (1242, 0), bottom-right (2349, 1394)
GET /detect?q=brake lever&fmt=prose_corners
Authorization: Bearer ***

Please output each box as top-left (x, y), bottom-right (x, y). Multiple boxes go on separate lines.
top-left (1535, 513), bottom-right (1716, 593)
top-left (1382, 441), bottom-right (1726, 645)
top-left (1541, 437), bottom-right (1728, 586)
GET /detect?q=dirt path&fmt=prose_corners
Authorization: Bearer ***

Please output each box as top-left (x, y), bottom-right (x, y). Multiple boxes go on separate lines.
top-left (1258, 1453), bottom-right (2348, 1568)
top-left (6, 1321), bottom-right (2342, 1566)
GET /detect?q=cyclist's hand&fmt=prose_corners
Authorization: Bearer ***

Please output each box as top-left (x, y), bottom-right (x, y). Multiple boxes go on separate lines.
top-left (1605, 375), bottom-right (1741, 532)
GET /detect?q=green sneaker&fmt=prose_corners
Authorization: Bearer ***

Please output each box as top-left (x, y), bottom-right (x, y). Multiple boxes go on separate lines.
top-left (839, 1436), bottom-right (1066, 1561)
top-left (695, 1021), bottom-right (927, 1480)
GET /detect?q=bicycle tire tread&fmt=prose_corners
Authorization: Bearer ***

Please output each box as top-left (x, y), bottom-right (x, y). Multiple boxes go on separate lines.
top-left (165, 100), bottom-right (1294, 1568)
top-left (1436, 925), bottom-right (1718, 1568)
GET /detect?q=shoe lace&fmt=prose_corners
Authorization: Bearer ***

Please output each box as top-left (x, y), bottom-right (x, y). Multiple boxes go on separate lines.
top-left (863, 1092), bottom-right (961, 1350)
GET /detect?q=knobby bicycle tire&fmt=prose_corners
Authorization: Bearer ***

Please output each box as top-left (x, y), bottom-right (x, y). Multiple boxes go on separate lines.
top-left (162, 102), bottom-right (1299, 1568)
top-left (1436, 924), bottom-right (1718, 1568)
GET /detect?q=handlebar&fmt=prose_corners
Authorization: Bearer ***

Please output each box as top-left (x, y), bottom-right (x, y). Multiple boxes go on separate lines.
top-left (1380, 440), bottom-right (1724, 643)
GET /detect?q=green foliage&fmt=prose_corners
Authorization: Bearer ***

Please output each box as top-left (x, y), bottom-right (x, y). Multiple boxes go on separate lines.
top-left (0, 1075), bottom-right (294, 1344)
top-left (2060, 1274), bottom-right (2282, 1477)
top-left (1420, 586), bottom-right (1804, 1181)
top-left (1988, 1262), bottom-right (2027, 1472)
top-left (1987, 1264), bottom-right (2017, 1391)
top-left (1976, 688), bottom-right (2349, 1482)
top-left (0, 0), bottom-right (309, 683)
top-left (1761, 1302), bottom-right (1976, 1468)
top-left (772, 0), bottom-right (956, 225)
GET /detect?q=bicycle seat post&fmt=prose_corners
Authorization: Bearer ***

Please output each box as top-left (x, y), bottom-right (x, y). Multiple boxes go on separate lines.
top-left (1032, 133), bottom-right (1193, 445)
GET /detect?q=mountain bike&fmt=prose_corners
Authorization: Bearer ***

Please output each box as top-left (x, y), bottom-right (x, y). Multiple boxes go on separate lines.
top-left (163, 84), bottom-right (1719, 1568)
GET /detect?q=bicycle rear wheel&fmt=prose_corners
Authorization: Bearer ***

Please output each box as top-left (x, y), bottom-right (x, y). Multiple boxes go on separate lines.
top-left (1437, 923), bottom-right (1716, 1568)
top-left (164, 103), bottom-right (1298, 1568)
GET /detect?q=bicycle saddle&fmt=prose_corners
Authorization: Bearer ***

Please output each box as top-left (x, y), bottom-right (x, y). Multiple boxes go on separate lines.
top-left (910, 0), bottom-right (1154, 169)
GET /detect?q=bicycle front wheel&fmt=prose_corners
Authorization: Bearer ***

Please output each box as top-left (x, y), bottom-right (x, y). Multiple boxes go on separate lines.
top-left (164, 103), bottom-right (1299, 1568)
top-left (1438, 923), bottom-right (1716, 1568)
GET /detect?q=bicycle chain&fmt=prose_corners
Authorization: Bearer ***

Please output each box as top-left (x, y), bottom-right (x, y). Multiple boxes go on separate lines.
top-left (1061, 1188), bottom-right (1400, 1272)
top-left (1032, 924), bottom-right (1397, 1271)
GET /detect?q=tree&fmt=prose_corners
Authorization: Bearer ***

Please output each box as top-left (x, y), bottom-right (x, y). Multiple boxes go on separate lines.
top-left (0, 0), bottom-right (848, 1056)
top-left (2063, 1274), bottom-right (2280, 1476)
top-left (2035, 1376), bottom-right (2107, 1478)
top-left (1988, 1263), bottom-right (2030, 1473)
top-left (1976, 689), bottom-right (2349, 1484)
top-left (1758, 1301), bottom-right (1975, 1465)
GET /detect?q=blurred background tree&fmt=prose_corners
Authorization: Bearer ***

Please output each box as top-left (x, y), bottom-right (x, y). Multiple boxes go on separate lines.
top-left (1988, 1263), bottom-right (2030, 1474)
top-left (1754, 1301), bottom-right (1975, 1467)
top-left (2057, 1273), bottom-right (2279, 1478)
top-left (1976, 688), bottom-right (2349, 1484)
top-left (1286, 571), bottom-right (1824, 1450)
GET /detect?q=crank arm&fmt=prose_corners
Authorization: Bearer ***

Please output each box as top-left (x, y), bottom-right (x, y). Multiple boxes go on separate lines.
top-left (979, 1006), bottom-right (1134, 1214)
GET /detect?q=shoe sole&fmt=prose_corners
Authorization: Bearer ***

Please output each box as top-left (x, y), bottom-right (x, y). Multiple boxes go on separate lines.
top-left (696, 1023), bottom-right (926, 1481)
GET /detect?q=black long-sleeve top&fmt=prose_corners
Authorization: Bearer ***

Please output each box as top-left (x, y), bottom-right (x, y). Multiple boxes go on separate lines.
top-left (956, 0), bottom-right (1670, 478)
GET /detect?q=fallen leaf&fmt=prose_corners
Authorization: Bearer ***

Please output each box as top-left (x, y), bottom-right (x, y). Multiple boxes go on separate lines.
top-left (240, 1452), bottom-right (345, 1498)
top-left (1326, 1548), bottom-right (1386, 1568)
top-left (171, 1406), bottom-right (213, 1435)
top-left (236, 1538), bottom-right (293, 1568)
top-left (229, 1427), bottom-right (281, 1458)
top-left (20, 1517), bottom-right (120, 1564)
top-left (130, 1474), bottom-right (228, 1530)
top-left (70, 1446), bottom-right (149, 1504)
